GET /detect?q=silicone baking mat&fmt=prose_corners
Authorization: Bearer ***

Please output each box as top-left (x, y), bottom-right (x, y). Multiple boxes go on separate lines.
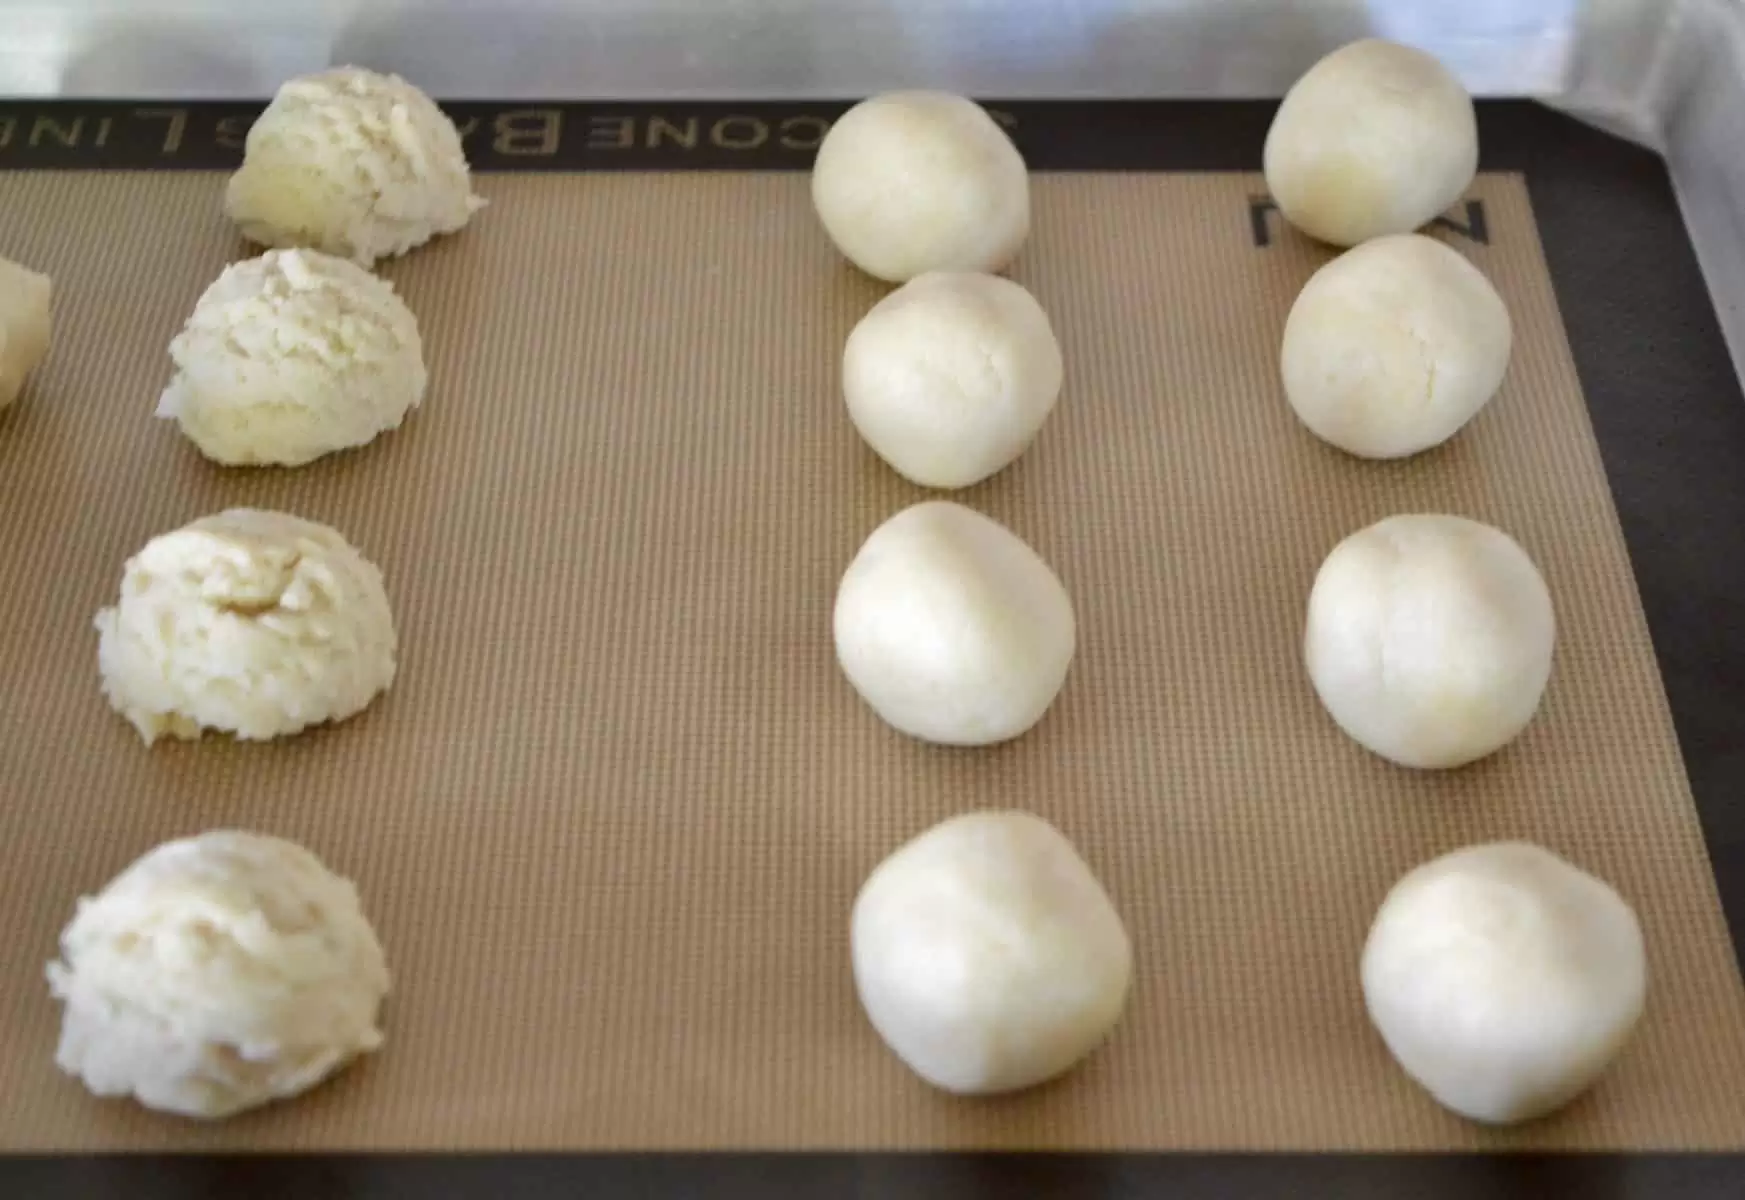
top-left (1, 169), bottom-right (1742, 1152)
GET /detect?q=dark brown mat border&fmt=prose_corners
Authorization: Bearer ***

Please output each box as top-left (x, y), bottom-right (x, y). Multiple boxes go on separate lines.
top-left (2, 98), bottom-right (1741, 1195)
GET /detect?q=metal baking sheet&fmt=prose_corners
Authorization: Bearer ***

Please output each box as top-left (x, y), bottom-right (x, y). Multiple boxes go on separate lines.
top-left (0, 98), bottom-right (1743, 1197)
top-left (5, 2), bottom-right (1745, 1196)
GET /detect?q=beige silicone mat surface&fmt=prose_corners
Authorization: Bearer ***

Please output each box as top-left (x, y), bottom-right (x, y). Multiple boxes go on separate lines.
top-left (1, 171), bottom-right (1743, 1152)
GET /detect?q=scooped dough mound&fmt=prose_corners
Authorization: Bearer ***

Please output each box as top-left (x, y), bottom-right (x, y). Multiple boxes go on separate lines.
top-left (1264, 38), bottom-right (1478, 247)
top-left (812, 91), bottom-right (1030, 283)
top-left (156, 249), bottom-right (426, 467)
top-left (0, 252), bottom-right (51, 411)
top-left (45, 830), bottom-right (391, 1120)
top-left (1281, 234), bottom-right (1512, 460)
top-left (94, 509), bottom-right (397, 745)
top-left (843, 271), bottom-right (1063, 489)
top-left (1304, 513), bottom-right (1555, 770)
top-left (1362, 841), bottom-right (1648, 1125)
top-left (834, 500), bottom-right (1076, 746)
top-left (852, 810), bottom-right (1133, 1095)
top-left (225, 66), bottom-right (485, 266)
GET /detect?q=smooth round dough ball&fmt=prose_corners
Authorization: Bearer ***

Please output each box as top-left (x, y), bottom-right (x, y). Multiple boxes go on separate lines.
top-left (225, 66), bottom-right (485, 266)
top-left (843, 271), bottom-right (1063, 489)
top-left (45, 830), bottom-right (391, 1120)
top-left (852, 810), bottom-right (1133, 1095)
top-left (812, 91), bottom-right (1029, 283)
top-left (1264, 38), bottom-right (1478, 247)
top-left (95, 509), bottom-right (397, 745)
top-left (1362, 841), bottom-right (1647, 1125)
top-left (156, 249), bottom-right (426, 467)
top-left (834, 501), bottom-right (1076, 746)
top-left (1281, 234), bottom-right (1511, 460)
top-left (1305, 514), bottom-right (1554, 769)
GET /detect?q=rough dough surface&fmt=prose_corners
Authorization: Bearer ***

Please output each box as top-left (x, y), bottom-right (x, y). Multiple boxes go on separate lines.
top-left (156, 249), bottom-right (426, 467)
top-left (812, 91), bottom-right (1030, 283)
top-left (1304, 513), bottom-right (1555, 769)
top-left (1362, 841), bottom-right (1648, 1125)
top-left (1264, 38), bottom-right (1478, 248)
top-left (843, 271), bottom-right (1063, 489)
top-left (225, 66), bottom-right (485, 266)
top-left (851, 810), bottom-right (1133, 1095)
top-left (0, 252), bottom-right (51, 411)
top-left (834, 500), bottom-right (1076, 746)
top-left (45, 830), bottom-right (391, 1120)
top-left (94, 509), bottom-right (397, 745)
top-left (1281, 234), bottom-right (1512, 460)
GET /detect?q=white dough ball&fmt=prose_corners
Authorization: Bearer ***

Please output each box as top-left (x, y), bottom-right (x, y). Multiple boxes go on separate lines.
top-left (1305, 514), bottom-right (1554, 769)
top-left (1281, 234), bottom-right (1512, 459)
top-left (834, 500), bottom-right (1076, 746)
top-left (852, 810), bottom-right (1133, 1095)
top-left (812, 91), bottom-right (1029, 283)
top-left (1362, 841), bottom-right (1648, 1125)
top-left (1264, 38), bottom-right (1478, 247)
top-left (225, 66), bottom-right (485, 266)
top-left (0, 252), bottom-right (51, 411)
top-left (95, 509), bottom-right (397, 745)
top-left (45, 830), bottom-right (391, 1120)
top-left (156, 249), bottom-right (426, 467)
top-left (843, 271), bottom-right (1063, 489)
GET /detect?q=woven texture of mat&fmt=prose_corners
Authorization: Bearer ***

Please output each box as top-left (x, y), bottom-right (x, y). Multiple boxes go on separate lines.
top-left (0, 171), bottom-right (1742, 1151)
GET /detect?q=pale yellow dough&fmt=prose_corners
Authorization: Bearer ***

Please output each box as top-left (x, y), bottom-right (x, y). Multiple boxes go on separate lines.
top-left (0, 252), bottom-right (51, 411)
top-left (46, 830), bottom-right (391, 1120)
top-left (1305, 513), bottom-right (1555, 770)
top-left (1281, 234), bottom-right (1512, 460)
top-left (834, 501), bottom-right (1076, 746)
top-left (226, 66), bottom-right (485, 266)
top-left (852, 810), bottom-right (1133, 1095)
top-left (1264, 39), bottom-right (1478, 248)
top-left (842, 271), bottom-right (1063, 489)
top-left (95, 509), bottom-right (398, 745)
top-left (157, 248), bottom-right (426, 467)
top-left (812, 91), bottom-right (1029, 283)
top-left (1363, 842), bottom-right (1647, 1125)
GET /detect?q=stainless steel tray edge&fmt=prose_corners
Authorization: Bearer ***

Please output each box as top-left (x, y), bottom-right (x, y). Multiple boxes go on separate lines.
top-left (1660, 0), bottom-right (1745, 394)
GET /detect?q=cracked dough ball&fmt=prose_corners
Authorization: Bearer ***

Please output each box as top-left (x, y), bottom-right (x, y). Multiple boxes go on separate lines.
top-left (1281, 234), bottom-right (1511, 459)
top-left (95, 509), bottom-right (397, 745)
top-left (156, 249), bottom-right (426, 467)
top-left (225, 66), bottom-right (485, 266)
top-left (843, 271), bottom-right (1063, 489)
top-left (812, 91), bottom-right (1029, 283)
top-left (0, 252), bottom-right (51, 411)
top-left (1305, 514), bottom-right (1555, 770)
top-left (835, 501), bottom-right (1076, 746)
top-left (1264, 38), bottom-right (1478, 247)
top-left (46, 830), bottom-right (390, 1120)
top-left (852, 810), bottom-right (1132, 1095)
top-left (1362, 842), bottom-right (1647, 1125)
